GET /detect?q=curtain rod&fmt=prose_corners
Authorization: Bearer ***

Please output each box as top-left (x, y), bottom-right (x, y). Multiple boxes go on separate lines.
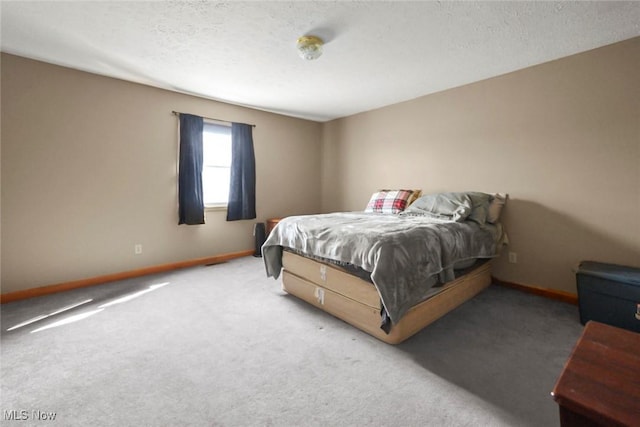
top-left (171, 111), bottom-right (256, 128)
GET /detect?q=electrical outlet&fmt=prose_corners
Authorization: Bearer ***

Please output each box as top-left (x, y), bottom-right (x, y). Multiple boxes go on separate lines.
top-left (134, 244), bottom-right (142, 255)
top-left (508, 251), bottom-right (517, 264)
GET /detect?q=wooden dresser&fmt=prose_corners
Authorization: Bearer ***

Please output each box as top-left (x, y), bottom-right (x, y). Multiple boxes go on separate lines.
top-left (551, 321), bottom-right (640, 427)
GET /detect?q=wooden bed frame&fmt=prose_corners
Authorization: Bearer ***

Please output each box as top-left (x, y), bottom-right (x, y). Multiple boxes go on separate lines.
top-left (281, 251), bottom-right (492, 344)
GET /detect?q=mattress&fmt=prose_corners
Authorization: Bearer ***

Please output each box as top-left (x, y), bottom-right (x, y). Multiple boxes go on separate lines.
top-left (263, 211), bottom-right (502, 324)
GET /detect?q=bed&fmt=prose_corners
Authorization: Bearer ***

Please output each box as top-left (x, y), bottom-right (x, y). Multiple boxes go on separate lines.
top-left (263, 191), bottom-right (507, 344)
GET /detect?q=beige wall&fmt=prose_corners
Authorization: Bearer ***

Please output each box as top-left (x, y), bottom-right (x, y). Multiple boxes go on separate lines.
top-left (1, 54), bottom-right (322, 293)
top-left (321, 38), bottom-right (640, 294)
top-left (3, 38), bottom-right (639, 296)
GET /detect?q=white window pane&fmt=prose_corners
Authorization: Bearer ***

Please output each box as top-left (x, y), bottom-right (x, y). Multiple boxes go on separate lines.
top-left (203, 166), bottom-right (230, 205)
top-left (203, 135), bottom-right (231, 167)
top-left (203, 123), bottom-right (231, 168)
top-left (201, 122), bottom-right (232, 205)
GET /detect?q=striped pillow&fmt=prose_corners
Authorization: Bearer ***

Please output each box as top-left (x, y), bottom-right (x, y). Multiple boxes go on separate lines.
top-left (364, 190), bottom-right (419, 214)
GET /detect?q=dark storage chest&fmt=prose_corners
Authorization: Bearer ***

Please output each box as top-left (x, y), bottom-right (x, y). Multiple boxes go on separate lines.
top-left (576, 261), bottom-right (640, 332)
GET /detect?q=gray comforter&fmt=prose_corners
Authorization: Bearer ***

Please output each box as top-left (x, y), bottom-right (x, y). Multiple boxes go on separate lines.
top-left (262, 212), bottom-right (502, 325)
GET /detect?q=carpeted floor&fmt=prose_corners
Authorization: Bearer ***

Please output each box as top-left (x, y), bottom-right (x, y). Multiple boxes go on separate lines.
top-left (1, 256), bottom-right (583, 426)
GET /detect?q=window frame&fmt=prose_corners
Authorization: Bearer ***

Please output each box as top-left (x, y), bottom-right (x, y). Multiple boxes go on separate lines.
top-left (202, 121), bottom-right (232, 210)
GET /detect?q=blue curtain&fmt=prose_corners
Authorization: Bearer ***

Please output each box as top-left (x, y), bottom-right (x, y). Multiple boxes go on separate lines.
top-left (227, 123), bottom-right (256, 221)
top-left (178, 114), bottom-right (205, 225)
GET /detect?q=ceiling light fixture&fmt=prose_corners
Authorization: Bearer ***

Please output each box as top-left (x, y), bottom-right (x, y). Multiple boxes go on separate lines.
top-left (296, 35), bottom-right (323, 60)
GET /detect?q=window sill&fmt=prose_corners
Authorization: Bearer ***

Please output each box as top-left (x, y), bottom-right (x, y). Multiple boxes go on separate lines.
top-left (205, 205), bottom-right (228, 212)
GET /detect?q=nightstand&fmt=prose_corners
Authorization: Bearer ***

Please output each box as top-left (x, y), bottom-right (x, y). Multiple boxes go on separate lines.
top-left (266, 218), bottom-right (283, 236)
top-left (551, 321), bottom-right (640, 426)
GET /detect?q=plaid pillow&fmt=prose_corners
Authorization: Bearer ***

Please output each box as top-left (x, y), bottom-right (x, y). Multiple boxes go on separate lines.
top-left (364, 190), bottom-right (417, 214)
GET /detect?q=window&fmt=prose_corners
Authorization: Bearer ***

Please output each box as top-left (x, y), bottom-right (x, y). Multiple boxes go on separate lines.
top-left (202, 122), bottom-right (232, 207)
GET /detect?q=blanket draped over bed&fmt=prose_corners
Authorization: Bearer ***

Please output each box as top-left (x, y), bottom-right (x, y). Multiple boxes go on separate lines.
top-left (262, 212), bottom-right (503, 325)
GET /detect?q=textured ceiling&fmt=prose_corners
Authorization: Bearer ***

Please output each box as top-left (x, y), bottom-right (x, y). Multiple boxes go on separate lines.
top-left (2, 1), bottom-right (639, 122)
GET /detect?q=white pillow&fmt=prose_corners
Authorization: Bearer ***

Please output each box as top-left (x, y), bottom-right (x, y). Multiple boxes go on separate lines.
top-left (487, 193), bottom-right (508, 223)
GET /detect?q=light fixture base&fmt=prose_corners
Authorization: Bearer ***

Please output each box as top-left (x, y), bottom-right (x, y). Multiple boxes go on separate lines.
top-left (296, 35), bottom-right (324, 60)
